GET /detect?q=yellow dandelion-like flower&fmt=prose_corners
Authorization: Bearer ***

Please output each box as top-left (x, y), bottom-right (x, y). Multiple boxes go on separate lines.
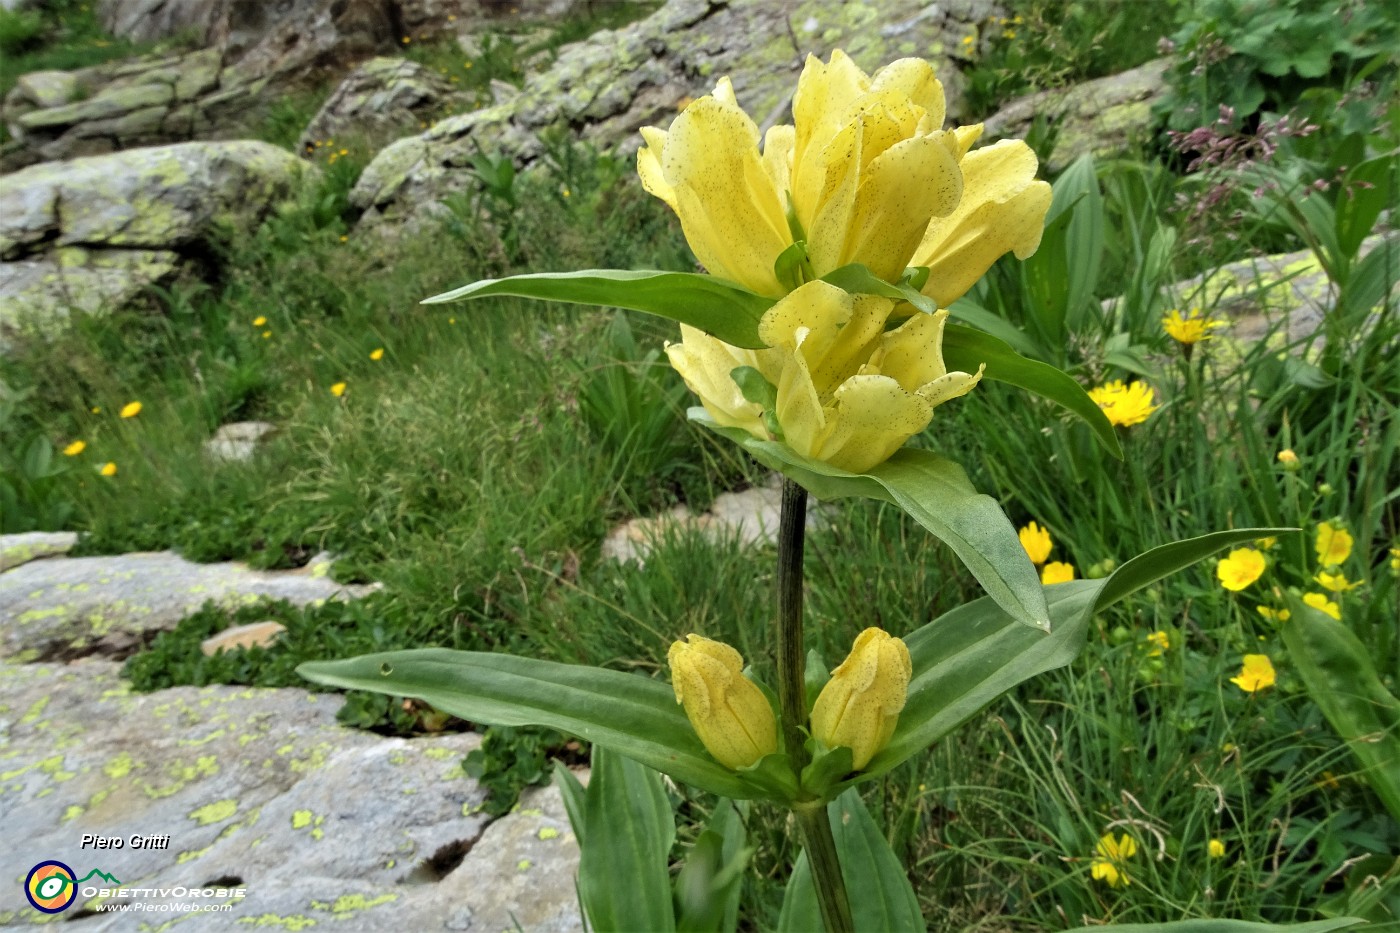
top-left (1208, 839), bottom-right (1225, 858)
top-left (1018, 521), bottom-right (1053, 564)
top-left (120, 401), bottom-right (142, 418)
top-left (1041, 561), bottom-right (1075, 585)
top-left (1302, 592), bottom-right (1341, 620)
top-left (99, 462), bottom-right (118, 477)
top-left (1256, 605), bottom-right (1290, 623)
top-left (63, 440), bottom-right (87, 456)
top-left (262, 330), bottom-right (272, 339)
top-left (1230, 654), bottom-right (1276, 693)
top-left (330, 382), bottom-right (347, 398)
top-left (1145, 630), bottom-right (1170, 656)
top-left (1315, 521), bottom-right (1353, 567)
top-left (1162, 307), bottom-right (1225, 344)
top-left (1088, 380), bottom-right (1157, 427)
top-left (1216, 548), bottom-right (1265, 591)
top-left (369, 348), bottom-right (384, 361)
top-left (252, 315), bottom-right (267, 327)
top-left (1090, 833), bottom-right (1137, 888)
top-left (1314, 570), bottom-right (1359, 592)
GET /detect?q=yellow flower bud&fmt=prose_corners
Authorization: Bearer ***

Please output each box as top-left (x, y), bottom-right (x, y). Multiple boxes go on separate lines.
top-left (668, 635), bottom-right (779, 770)
top-left (810, 628), bottom-right (912, 769)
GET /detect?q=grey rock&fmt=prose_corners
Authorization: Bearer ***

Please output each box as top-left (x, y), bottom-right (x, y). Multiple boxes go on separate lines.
top-left (982, 58), bottom-right (1170, 173)
top-left (11, 70), bottom-right (78, 109)
top-left (0, 549), bottom-right (379, 661)
top-left (352, 0), bottom-right (1006, 222)
top-left (0, 531), bottom-right (78, 571)
top-left (0, 249), bottom-right (183, 342)
top-left (204, 420), bottom-right (277, 462)
top-left (297, 57), bottom-right (462, 156)
top-left (0, 658), bottom-right (583, 930)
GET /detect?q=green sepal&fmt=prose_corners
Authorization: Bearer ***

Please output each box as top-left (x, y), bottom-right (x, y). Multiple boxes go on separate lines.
top-left (820, 262), bottom-right (938, 315)
top-left (422, 269), bottom-right (775, 349)
top-left (941, 323), bottom-right (1122, 458)
top-left (799, 740), bottom-right (853, 799)
top-left (297, 650), bottom-right (784, 800)
top-left (691, 407), bottom-right (1051, 632)
top-left (738, 751), bottom-right (801, 801)
top-left (803, 647), bottom-right (830, 712)
top-left (774, 240), bottom-right (815, 292)
top-left (730, 366), bottom-right (778, 409)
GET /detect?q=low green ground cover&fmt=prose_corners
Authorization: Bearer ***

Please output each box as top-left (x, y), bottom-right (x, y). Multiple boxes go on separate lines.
top-left (1, 0), bottom-right (1396, 927)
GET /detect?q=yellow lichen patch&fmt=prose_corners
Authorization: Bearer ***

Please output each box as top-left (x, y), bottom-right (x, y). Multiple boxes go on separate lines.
top-left (275, 744), bottom-right (295, 756)
top-left (105, 752), bottom-right (140, 779)
top-left (178, 728), bottom-right (228, 747)
top-left (289, 743), bottom-right (333, 774)
top-left (18, 606), bottom-right (68, 625)
top-left (517, 859), bottom-right (532, 871)
top-left (388, 750), bottom-right (407, 766)
top-left (235, 913), bottom-right (317, 930)
top-left (19, 696), bottom-right (50, 725)
top-left (422, 747), bottom-right (456, 761)
top-left (538, 827), bottom-right (559, 840)
top-left (190, 799), bottom-right (238, 825)
top-left (177, 845), bottom-right (213, 863)
top-left (63, 804), bottom-right (85, 822)
top-left (328, 894), bottom-right (397, 915)
top-left (291, 810), bottom-right (314, 830)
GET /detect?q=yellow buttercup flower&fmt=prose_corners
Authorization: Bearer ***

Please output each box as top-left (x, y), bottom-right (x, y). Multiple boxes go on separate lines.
top-left (1091, 833), bottom-right (1137, 888)
top-left (1315, 521), bottom-right (1352, 567)
top-left (1145, 630), bottom-right (1170, 656)
top-left (62, 440), bottom-right (87, 456)
top-left (370, 348), bottom-right (385, 361)
top-left (99, 461), bottom-right (117, 477)
top-left (1302, 592), bottom-right (1341, 620)
top-left (330, 382), bottom-right (347, 397)
top-left (119, 401), bottom-right (142, 418)
top-left (1314, 571), bottom-right (1359, 592)
top-left (638, 51), bottom-right (1049, 298)
top-left (1208, 839), bottom-right (1226, 858)
top-left (1256, 605), bottom-right (1290, 623)
top-left (666, 280), bottom-right (982, 473)
top-left (810, 628), bottom-right (912, 770)
top-left (1230, 654), bottom-right (1276, 693)
top-left (1161, 307), bottom-right (1224, 344)
top-left (1041, 561), bottom-right (1075, 584)
top-left (1018, 521), bottom-right (1052, 564)
top-left (1088, 380), bottom-right (1157, 427)
top-left (1216, 548), bottom-right (1265, 591)
top-left (252, 316), bottom-right (267, 327)
top-left (1277, 448), bottom-right (1300, 470)
top-left (668, 635), bottom-right (779, 770)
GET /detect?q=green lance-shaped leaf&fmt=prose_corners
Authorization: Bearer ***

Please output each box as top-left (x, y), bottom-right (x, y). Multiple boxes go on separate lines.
top-left (1281, 596), bottom-right (1400, 823)
top-left (578, 746), bottom-right (676, 933)
top-left (691, 408), bottom-right (1050, 631)
top-left (941, 323), bottom-right (1122, 458)
top-left (422, 270), bottom-right (775, 349)
top-left (297, 651), bottom-right (771, 800)
top-left (674, 799), bottom-right (749, 933)
top-left (1061, 920), bottom-right (1366, 933)
top-left (777, 790), bottom-right (924, 933)
top-left (848, 528), bottom-right (1294, 785)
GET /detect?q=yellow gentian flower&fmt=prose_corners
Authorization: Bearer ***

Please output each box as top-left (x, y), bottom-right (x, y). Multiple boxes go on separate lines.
top-left (1315, 521), bottom-right (1353, 566)
top-left (1230, 654), bottom-right (1276, 692)
top-left (1216, 548), bottom-right (1265, 591)
top-left (1302, 592), bottom-right (1341, 620)
top-left (1018, 521), bottom-right (1052, 564)
top-left (1091, 833), bottom-right (1137, 888)
top-left (667, 280), bottom-right (982, 473)
top-left (1041, 561), bottom-right (1075, 584)
top-left (810, 628), bottom-right (912, 769)
top-left (668, 635), bottom-right (779, 770)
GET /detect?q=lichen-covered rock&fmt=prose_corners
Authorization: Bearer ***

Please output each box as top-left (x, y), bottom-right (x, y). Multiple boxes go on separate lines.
top-left (297, 57), bottom-right (463, 156)
top-left (982, 58), bottom-right (1169, 172)
top-left (352, 0), bottom-right (1005, 222)
top-left (0, 548), bottom-right (377, 661)
top-left (0, 659), bottom-right (583, 930)
top-left (0, 531), bottom-right (78, 572)
top-left (204, 420), bottom-right (277, 462)
top-left (0, 141), bottom-right (314, 339)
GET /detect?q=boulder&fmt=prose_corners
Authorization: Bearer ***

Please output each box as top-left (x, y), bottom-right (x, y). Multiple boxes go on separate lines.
top-left (351, 0), bottom-right (1006, 221)
top-left (200, 621), bottom-right (289, 655)
top-left (982, 58), bottom-right (1170, 173)
top-left (204, 421), bottom-right (277, 462)
top-left (0, 659), bottom-right (583, 930)
top-left (0, 141), bottom-right (314, 340)
top-left (297, 57), bottom-right (464, 156)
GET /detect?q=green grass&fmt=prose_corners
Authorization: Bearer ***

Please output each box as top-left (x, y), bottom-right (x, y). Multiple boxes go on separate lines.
top-left (2, 1), bottom-right (1397, 926)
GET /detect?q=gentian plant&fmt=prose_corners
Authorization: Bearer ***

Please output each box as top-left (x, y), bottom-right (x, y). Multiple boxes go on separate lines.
top-left (300, 52), bottom-right (1357, 933)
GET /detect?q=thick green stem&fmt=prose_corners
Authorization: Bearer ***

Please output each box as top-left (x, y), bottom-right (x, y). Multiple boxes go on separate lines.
top-left (776, 479), bottom-right (853, 933)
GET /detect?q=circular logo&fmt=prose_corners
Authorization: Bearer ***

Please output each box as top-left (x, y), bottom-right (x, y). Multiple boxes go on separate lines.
top-left (25, 861), bottom-right (78, 913)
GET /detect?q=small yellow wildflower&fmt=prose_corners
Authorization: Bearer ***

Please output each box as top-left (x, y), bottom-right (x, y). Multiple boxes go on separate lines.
top-left (330, 382), bottom-right (347, 398)
top-left (119, 401), bottom-right (142, 418)
top-left (1230, 654), bottom-right (1276, 693)
top-left (1091, 833), bottom-right (1137, 888)
top-left (1256, 605), bottom-right (1290, 623)
top-left (401, 35), bottom-right (410, 43)
top-left (1302, 592), bottom-right (1341, 620)
top-left (960, 35), bottom-right (975, 46)
top-left (369, 348), bottom-right (385, 361)
top-left (63, 440), bottom-right (87, 456)
top-left (1018, 521), bottom-right (1053, 564)
top-left (252, 315), bottom-right (267, 327)
top-left (1208, 839), bottom-right (1225, 859)
top-left (1216, 548), bottom-right (1265, 591)
top-left (262, 330), bottom-right (272, 339)
top-left (1315, 521), bottom-right (1353, 566)
top-left (1161, 307), bottom-right (1224, 344)
top-left (1041, 561), bottom-right (1075, 585)
top-left (1255, 536), bottom-right (1277, 549)
top-left (1088, 380), bottom-right (1157, 427)
top-left (99, 462), bottom-right (118, 477)
top-left (1277, 449), bottom-right (1300, 470)
top-left (1314, 570), bottom-right (1359, 592)
top-left (1145, 630), bottom-right (1170, 656)
top-left (1391, 547), bottom-right (1399, 573)
top-left (91, 406), bottom-right (101, 413)
top-left (339, 235), bottom-right (348, 242)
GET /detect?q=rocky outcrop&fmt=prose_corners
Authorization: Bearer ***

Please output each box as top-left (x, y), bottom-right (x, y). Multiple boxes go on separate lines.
top-left (0, 141), bottom-right (314, 341)
top-left (982, 58), bottom-right (1170, 172)
top-left (0, 658), bottom-right (583, 930)
top-left (351, 0), bottom-right (1005, 222)
top-left (298, 57), bottom-right (464, 155)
